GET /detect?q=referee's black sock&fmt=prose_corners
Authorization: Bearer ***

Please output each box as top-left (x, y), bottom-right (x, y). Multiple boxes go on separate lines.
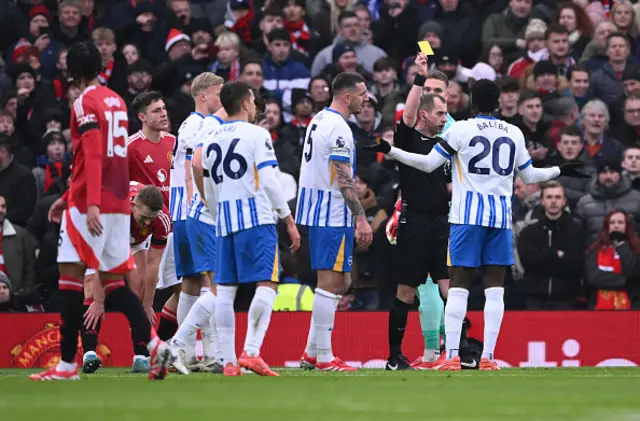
top-left (388, 298), bottom-right (412, 357)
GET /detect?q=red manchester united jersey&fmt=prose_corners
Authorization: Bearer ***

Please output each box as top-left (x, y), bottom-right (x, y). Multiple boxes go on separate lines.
top-left (126, 130), bottom-right (174, 207)
top-left (129, 181), bottom-right (171, 248)
top-left (69, 85), bottom-right (130, 214)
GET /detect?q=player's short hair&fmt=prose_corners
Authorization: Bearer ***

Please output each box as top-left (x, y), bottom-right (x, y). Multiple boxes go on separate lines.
top-left (331, 72), bottom-right (365, 96)
top-left (67, 41), bottom-right (102, 84)
top-left (136, 185), bottom-right (164, 213)
top-left (425, 70), bottom-right (449, 87)
top-left (540, 180), bottom-right (566, 198)
top-left (91, 27), bottom-right (116, 44)
top-left (559, 125), bottom-right (582, 139)
top-left (545, 23), bottom-right (569, 39)
top-left (518, 89), bottom-right (542, 105)
top-left (470, 79), bottom-right (500, 113)
top-left (418, 93), bottom-right (446, 112)
top-left (131, 91), bottom-right (164, 114)
top-left (567, 63), bottom-right (590, 81)
top-left (220, 81), bottom-right (253, 115)
top-left (190, 72), bottom-right (224, 98)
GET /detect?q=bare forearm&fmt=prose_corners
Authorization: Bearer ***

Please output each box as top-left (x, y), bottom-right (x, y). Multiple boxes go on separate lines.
top-left (144, 254), bottom-right (162, 305)
top-left (333, 161), bottom-right (364, 217)
top-left (92, 274), bottom-right (105, 304)
top-left (185, 160), bottom-right (194, 202)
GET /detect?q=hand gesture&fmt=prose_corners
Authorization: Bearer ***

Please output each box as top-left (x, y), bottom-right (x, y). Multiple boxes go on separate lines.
top-left (84, 300), bottom-right (105, 330)
top-left (415, 52), bottom-right (428, 76)
top-left (87, 205), bottom-right (103, 237)
top-left (363, 137), bottom-right (392, 154)
top-left (559, 162), bottom-right (591, 179)
top-left (355, 216), bottom-right (373, 248)
top-left (48, 197), bottom-right (68, 223)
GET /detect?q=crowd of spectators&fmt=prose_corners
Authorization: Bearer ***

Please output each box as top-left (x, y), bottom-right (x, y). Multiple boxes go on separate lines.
top-left (2, 0), bottom-right (640, 312)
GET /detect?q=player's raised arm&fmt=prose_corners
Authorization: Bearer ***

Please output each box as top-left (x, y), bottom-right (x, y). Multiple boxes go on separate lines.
top-left (402, 52), bottom-right (429, 129)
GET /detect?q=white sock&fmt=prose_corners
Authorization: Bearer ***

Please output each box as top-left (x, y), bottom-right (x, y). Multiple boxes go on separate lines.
top-left (422, 349), bottom-right (440, 363)
top-left (304, 318), bottom-right (317, 358)
top-left (444, 287), bottom-right (469, 360)
top-left (201, 292), bottom-right (218, 361)
top-left (482, 287), bottom-right (505, 360)
top-left (58, 360), bottom-right (77, 371)
top-left (244, 286), bottom-right (277, 357)
top-left (177, 291), bottom-right (199, 326)
top-left (313, 288), bottom-right (339, 364)
top-left (174, 291), bottom-right (216, 349)
top-left (215, 285), bottom-right (238, 366)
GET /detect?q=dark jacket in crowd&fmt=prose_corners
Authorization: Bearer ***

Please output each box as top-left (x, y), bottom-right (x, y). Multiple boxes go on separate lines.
top-left (609, 122), bottom-right (640, 148)
top-left (575, 174), bottom-right (640, 240)
top-left (587, 63), bottom-right (627, 108)
top-left (26, 192), bottom-right (62, 303)
top-left (548, 150), bottom-right (596, 210)
top-left (518, 210), bottom-right (585, 303)
top-left (0, 157), bottom-right (36, 227)
top-left (1, 218), bottom-right (36, 294)
top-left (587, 135), bottom-right (625, 169)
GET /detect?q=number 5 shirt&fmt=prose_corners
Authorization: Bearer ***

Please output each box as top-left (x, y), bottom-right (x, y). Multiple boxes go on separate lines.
top-left (296, 107), bottom-right (356, 228)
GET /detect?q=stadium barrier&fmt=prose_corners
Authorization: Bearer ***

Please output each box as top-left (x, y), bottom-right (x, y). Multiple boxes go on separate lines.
top-left (1, 311), bottom-right (639, 369)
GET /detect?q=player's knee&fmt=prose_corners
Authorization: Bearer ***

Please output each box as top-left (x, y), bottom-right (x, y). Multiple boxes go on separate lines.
top-left (181, 276), bottom-right (203, 295)
top-left (396, 284), bottom-right (416, 304)
top-left (257, 280), bottom-right (278, 291)
top-left (316, 270), bottom-right (348, 295)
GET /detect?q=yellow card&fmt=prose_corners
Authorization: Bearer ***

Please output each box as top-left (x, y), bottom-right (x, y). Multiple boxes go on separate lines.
top-left (418, 41), bottom-right (434, 55)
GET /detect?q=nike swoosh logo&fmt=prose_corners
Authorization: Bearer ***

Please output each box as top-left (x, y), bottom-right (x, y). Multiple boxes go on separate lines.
top-left (388, 364), bottom-right (398, 370)
top-left (460, 361), bottom-right (477, 368)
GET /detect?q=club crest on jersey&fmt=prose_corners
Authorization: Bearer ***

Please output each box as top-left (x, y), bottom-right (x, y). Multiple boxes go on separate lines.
top-left (157, 168), bottom-right (167, 182)
top-left (166, 151), bottom-right (173, 164)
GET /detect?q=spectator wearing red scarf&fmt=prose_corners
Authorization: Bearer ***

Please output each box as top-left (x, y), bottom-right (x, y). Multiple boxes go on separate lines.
top-left (283, 0), bottom-right (311, 56)
top-left (32, 129), bottom-right (70, 199)
top-left (226, 0), bottom-right (254, 45)
top-left (585, 209), bottom-right (640, 309)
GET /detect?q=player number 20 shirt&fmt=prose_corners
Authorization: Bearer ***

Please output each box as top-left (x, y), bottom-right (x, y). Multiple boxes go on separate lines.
top-left (439, 116), bottom-right (532, 230)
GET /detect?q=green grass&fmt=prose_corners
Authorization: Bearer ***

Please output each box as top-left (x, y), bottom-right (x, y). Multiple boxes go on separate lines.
top-left (1, 368), bottom-right (639, 421)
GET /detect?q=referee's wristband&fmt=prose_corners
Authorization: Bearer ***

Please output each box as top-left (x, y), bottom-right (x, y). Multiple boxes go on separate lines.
top-left (413, 74), bottom-right (426, 87)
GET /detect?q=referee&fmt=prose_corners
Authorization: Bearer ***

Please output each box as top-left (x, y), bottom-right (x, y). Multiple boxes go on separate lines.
top-left (386, 53), bottom-right (452, 370)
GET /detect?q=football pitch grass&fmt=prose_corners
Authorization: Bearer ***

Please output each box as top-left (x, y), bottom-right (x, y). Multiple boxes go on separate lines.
top-left (1, 368), bottom-right (639, 421)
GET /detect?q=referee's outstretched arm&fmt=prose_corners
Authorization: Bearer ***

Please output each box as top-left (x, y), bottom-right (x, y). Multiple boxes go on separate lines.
top-left (401, 53), bottom-right (429, 129)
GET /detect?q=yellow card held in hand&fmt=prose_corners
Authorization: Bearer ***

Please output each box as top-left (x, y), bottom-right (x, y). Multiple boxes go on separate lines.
top-left (418, 41), bottom-right (434, 55)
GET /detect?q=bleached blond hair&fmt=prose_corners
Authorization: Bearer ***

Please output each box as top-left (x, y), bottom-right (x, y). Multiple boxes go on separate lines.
top-left (190, 72), bottom-right (224, 98)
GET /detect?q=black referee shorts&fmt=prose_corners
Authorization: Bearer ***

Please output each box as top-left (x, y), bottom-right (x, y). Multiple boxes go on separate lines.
top-left (395, 214), bottom-right (449, 287)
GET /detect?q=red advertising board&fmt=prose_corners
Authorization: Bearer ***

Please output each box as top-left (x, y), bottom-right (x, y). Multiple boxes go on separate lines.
top-left (1, 311), bottom-right (639, 369)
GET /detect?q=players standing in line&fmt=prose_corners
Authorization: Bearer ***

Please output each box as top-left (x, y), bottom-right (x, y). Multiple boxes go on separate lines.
top-left (367, 79), bottom-right (588, 370)
top-left (30, 41), bottom-right (173, 381)
top-left (169, 74), bottom-right (228, 374)
top-left (166, 73), bottom-right (223, 350)
top-left (81, 183), bottom-right (170, 374)
top-left (377, 52), bottom-right (453, 371)
top-left (203, 81), bottom-right (300, 376)
top-left (297, 73), bottom-right (373, 372)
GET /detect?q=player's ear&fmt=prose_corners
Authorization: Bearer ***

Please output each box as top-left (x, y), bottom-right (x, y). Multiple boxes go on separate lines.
top-left (137, 112), bottom-right (145, 122)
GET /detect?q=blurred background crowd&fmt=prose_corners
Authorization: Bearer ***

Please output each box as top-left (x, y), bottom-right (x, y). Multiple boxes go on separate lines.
top-left (2, 0), bottom-right (640, 313)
